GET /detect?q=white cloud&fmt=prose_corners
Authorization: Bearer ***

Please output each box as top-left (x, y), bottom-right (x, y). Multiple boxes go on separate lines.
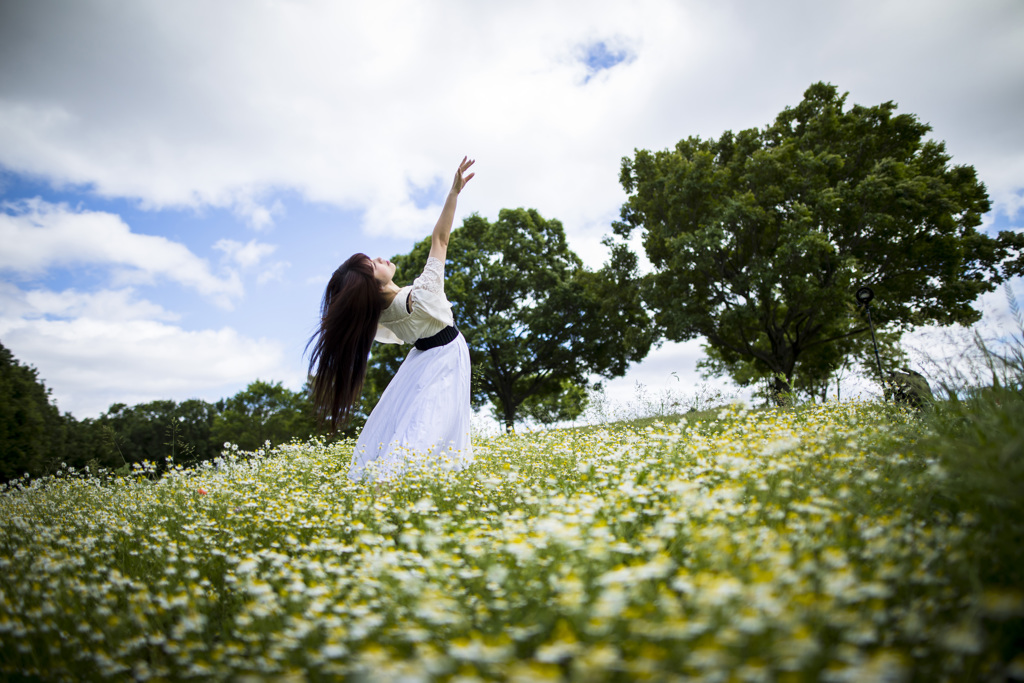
top-left (0, 283), bottom-right (292, 417)
top-left (0, 199), bottom-right (243, 306)
top-left (256, 261), bottom-right (291, 285)
top-left (22, 287), bottom-right (180, 323)
top-left (902, 283), bottom-right (1024, 392)
top-left (213, 238), bottom-right (289, 285)
top-left (231, 191), bottom-right (284, 231)
top-left (213, 238), bottom-right (277, 269)
top-left (0, 0), bottom-right (1018, 246)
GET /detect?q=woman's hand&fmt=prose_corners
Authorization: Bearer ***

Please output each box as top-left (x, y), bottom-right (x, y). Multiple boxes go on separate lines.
top-left (430, 156), bottom-right (475, 263)
top-left (451, 157), bottom-right (475, 195)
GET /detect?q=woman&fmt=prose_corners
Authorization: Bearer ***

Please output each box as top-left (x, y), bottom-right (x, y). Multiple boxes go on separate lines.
top-left (308, 157), bottom-right (476, 480)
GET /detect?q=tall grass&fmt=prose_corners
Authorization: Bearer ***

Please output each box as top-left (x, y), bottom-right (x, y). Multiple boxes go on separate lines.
top-left (905, 293), bottom-right (1024, 674)
top-left (3, 388), bottom-right (1022, 681)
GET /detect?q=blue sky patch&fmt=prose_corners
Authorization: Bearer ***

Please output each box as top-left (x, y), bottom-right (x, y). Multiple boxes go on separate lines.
top-left (409, 175), bottom-right (447, 210)
top-left (581, 41), bottom-right (633, 82)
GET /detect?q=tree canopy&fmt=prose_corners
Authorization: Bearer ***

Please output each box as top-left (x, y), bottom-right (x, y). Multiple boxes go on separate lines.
top-left (0, 342), bottom-right (62, 481)
top-left (614, 82), bottom-right (1023, 399)
top-left (363, 208), bottom-right (654, 430)
top-left (102, 398), bottom-right (220, 469)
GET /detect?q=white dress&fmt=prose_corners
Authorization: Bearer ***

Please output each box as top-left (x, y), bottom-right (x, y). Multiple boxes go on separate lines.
top-left (349, 256), bottom-right (474, 480)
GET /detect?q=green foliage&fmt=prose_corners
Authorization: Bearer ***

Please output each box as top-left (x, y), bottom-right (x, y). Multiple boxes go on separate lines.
top-left (0, 342), bottom-right (62, 481)
top-left (614, 82), bottom-right (1022, 400)
top-left (101, 399), bottom-right (218, 470)
top-left (917, 385), bottom-right (1024, 668)
top-left (169, 399), bottom-right (220, 464)
top-left (365, 208), bottom-right (655, 430)
top-left (51, 414), bottom-right (113, 473)
top-left (518, 378), bottom-right (590, 426)
top-left (211, 379), bottom-right (317, 451)
top-left (926, 387), bottom-right (1024, 542)
top-left (919, 304), bottom-right (1024, 581)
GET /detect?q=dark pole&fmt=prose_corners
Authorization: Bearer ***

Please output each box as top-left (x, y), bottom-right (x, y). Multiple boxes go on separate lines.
top-left (856, 286), bottom-right (885, 383)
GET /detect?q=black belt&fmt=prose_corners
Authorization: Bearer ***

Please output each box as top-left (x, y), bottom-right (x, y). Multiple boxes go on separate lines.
top-left (415, 326), bottom-right (459, 351)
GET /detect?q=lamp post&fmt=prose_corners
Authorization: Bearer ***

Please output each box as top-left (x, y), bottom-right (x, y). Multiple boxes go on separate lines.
top-left (856, 286), bottom-right (885, 384)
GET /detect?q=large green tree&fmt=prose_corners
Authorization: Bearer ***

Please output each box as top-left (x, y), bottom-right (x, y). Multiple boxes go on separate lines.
top-left (614, 82), bottom-right (1023, 399)
top-left (363, 208), bottom-right (654, 431)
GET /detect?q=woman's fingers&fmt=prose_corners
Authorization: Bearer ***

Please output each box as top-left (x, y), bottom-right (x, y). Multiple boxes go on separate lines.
top-left (453, 157), bottom-right (475, 193)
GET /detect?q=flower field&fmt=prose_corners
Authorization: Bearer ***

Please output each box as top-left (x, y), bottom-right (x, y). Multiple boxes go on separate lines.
top-left (2, 400), bottom-right (1022, 681)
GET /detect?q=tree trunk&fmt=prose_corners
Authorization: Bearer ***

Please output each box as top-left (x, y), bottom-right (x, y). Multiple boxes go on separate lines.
top-left (770, 375), bottom-right (793, 407)
top-left (500, 397), bottom-right (516, 433)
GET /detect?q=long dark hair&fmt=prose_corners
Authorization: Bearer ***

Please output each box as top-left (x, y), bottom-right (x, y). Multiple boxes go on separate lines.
top-left (307, 253), bottom-right (384, 431)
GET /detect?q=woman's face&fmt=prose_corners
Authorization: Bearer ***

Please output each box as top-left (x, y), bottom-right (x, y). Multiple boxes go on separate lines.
top-left (370, 256), bottom-right (396, 286)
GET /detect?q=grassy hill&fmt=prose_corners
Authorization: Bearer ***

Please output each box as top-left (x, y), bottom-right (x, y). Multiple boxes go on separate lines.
top-left (1, 393), bottom-right (1022, 681)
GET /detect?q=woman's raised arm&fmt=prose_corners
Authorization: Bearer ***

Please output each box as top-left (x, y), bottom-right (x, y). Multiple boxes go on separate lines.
top-left (428, 157), bottom-right (475, 263)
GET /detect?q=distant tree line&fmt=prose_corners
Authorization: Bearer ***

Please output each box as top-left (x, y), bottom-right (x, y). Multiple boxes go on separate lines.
top-left (1, 341), bottom-right (321, 484)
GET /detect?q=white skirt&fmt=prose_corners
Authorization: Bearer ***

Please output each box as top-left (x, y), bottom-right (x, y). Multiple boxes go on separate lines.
top-left (349, 333), bottom-right (474, 480)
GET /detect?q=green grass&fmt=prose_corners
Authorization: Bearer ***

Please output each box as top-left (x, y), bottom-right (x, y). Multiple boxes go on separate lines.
top-left (566, 407), bottom-right (720, 434)
top-left (1, 397), bottom-right (1022, 681)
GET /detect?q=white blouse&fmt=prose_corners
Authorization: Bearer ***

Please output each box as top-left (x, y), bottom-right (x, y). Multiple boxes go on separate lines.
top-left (375, 256), bottom-right (455, 345)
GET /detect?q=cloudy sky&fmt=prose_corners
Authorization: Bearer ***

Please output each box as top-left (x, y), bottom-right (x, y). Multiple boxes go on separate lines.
top-left (1, 0), bottom-right (1022, 421)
